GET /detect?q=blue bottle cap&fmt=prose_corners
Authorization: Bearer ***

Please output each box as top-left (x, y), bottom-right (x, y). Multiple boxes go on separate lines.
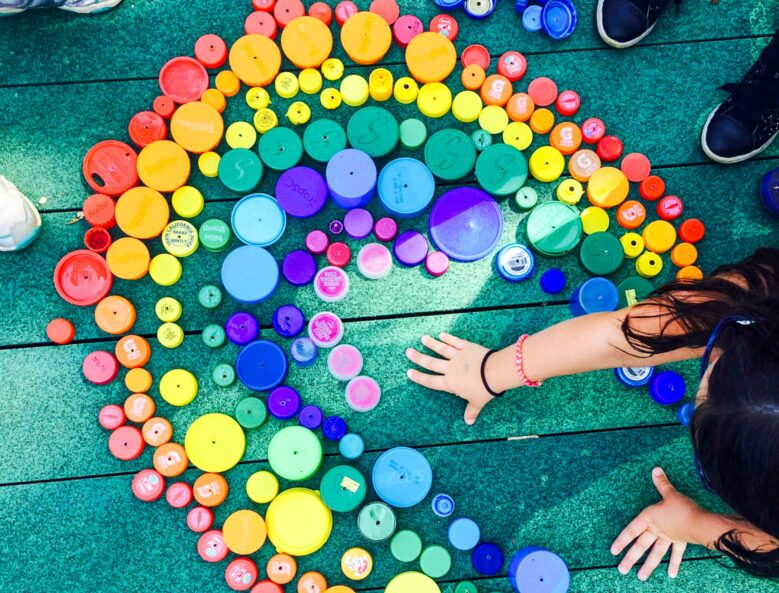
top-left (272, 304), bottom-right (305, 338)
top-left (509, 546), bottom-right (570, 593)
top-left (678, 401), bottom-right (695, 426)
top-left (378, 158), bottom-right (436, 219)
top-left (569, 277), bottom-right (619, 317)
top-left (290, 337), bottom-right (318, 367)
top-left (614, 366), bottom-right (655, 388)
top-left (448, 517), bottom-right (481, 551)
top-left (649, 370), bottom-right (686, 405)
top-left (282, 250), bottom-right (317, 287)
top-left (495, 243), bottom-right (536, 282)
top-left (760, 167), bottom-right (779, 217)
top-left (236, 340), bottom-right (288, 391)
top-left (339, 433), bottom-right (365, 459)
top-left (540, 268), bottom-right (566, 295)
top-left (372, 447), bottom-right (433, 508)
top-left (541, 0), bottom-right (577, 40)
top-left (268, 386), bottom-right (301, 420)
top-left (221, 245), bottom-right (279, 304)
top-left (514, 0), bottom-right (530, 12)
top-left (299, 404), bottom-right (323, 429)
top-left (231, 193), bottom-right (287, 246)
top-left (325, 149), bottom-right (377, 210)
top-left (432, 0), bottom-right (465, 8)
top-left (322, 415), bottom-right (348, 441)
top-left (432, 493), bottom-right (455, 517)
top-left (522, 4), bottom-right (543, 31)
top-left (464, 0), bottom-right (496, 19)
top-left (472, 542), bottom-right (504, 575)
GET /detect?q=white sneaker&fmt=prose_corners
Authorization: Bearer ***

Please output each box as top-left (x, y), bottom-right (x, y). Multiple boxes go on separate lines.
top-left (59, 0), bottom-right (122, 14)
top-left (0, 176), bottom-right (41, 252)
top-left (0, 0), bottom-right (122, 15)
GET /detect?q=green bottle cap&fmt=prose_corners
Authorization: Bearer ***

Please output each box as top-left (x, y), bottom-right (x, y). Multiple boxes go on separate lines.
top-left (471, 128), bottom-right (493, 151)
top-left (303, 119), bottom-right (347, 163)
top-left (616, 276), bottom-right (655, 308)
top-left (218, 148), bottom-right (263, 193)
top-left (199, 219), bottom-right (231, 252)
top-left (259, 127), bottom-right (303, 171)
top-left (198, 284), bottom-right (223, 309)
top-left (399, 118), bottom-right (427, 149)
top-left (235, 396), bottom-right (267, 428)
top-left (357, 502), bottom-right (396, 542)
top-left (390, 529), bottom-right (422, 563)
top-left (579, 231), bottom-right (625, 276)
top-left (267, 426), bottom-right (323, 481)
top-left (515, 186), bottom-right (538, 210)
top-left (202, 324), bottom-right (226, 348)
top-left (319, 465), bottom-right (367, 512)
top-left (526, 202), bottom-right (582, 257)
top-left (424, 129), bottom-right (476, 181)
top-left (212, 363), bottom-right (235, 386)
top-left (419, 545), bottom-right (452, 579)
top-left (454, 581), bottom-right (479, 593)
top-left (475, 143), bottom-right (528, 196)
top-left (347, 106), bottom-right (399, 157)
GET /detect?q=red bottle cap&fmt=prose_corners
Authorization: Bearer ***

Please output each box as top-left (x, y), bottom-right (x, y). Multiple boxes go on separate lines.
top-left (679, 219), bottom-right (705, 243)
top-left (83, 193), bottom-right (116, 229)
top-left (46, 317), bottom-right (75, 345)
top-left (308, 1), bottom-right (333, 24)
top-left (335, 0), bottom-right (358, 25)
top-left (596, 135), bottom-right (623, 162)
top-left (194, 34), bottom-right (228, 69)
top-left (245, 10), bottom-right (278, 38)
top-left (580, 117), bottom-right (605, 144)
top-left (326, 242), bottom-right (352, 267)
top-left (555, 89), bottom-right (580, 116)
top-left (128, 111), bottom-right (168, 148)
top-left (152, 95), bottom-right (176, 119)
top-left (84, 227), bottom-right (112, 253)
top-left (657, 195), bottom-right (684, 221)
top-left (639, 175), bottom-right (665, 201)
top-left (430, 14), bottom-right (459, 41)
top-left (273, 0), bottom-right (305, 28)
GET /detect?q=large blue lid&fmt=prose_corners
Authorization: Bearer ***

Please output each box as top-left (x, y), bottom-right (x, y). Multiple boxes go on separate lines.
top-left (372, 447), bottom-right (433, 508)
top-left (541, 0), bottom-right (577, 40)
top-left (235, 340), bottom-right (288, 391)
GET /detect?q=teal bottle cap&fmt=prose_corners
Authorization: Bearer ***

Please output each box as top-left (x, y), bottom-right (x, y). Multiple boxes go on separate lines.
top-left (471, 128), bottom-right (493, 151)
top-left (424, 129), bottom-right (476, 181)
top-left (212, 363), bottom-right (235, 386)
top-left (303, 119), bottom-right (347, 163)
top-left (202, 323), bottom-right (226, 348)
top-left (357, 502), bottom-right (397, 541)
top-left (268, 426), bottom-right (323, 481)
top-left (390, 529), bottom-right (423, 563)
top-left (419, 545), bottom-right (452, 579)
top-left (454, 581), bottom-right (479, 593)
top-left (399, 118), bottom-right (427, 149)
top-left (616, 276), bottom-right (654, 308)
top-left (320, 465), bottom-right (367, 512)
top-left (259, 126), bottom-right (304, 171)
top-left (218, 148), bottom-right (263, 193)
top-left (347, 106), bottom-right (399, 157)
top-left (514, 186), bottom-right (538, 210)
top-left (198, 284), bottom-right (223, 309)
top-left (199, 218), bottom-right (232, 252)
top-left (475, 143), bottom-right (528, 196)
top-left (235, 396), bottom-right (267, 429)
top-left (525, 202), bottom-right (582, 256)
top-left (579, 231), bottom-right (624, 276)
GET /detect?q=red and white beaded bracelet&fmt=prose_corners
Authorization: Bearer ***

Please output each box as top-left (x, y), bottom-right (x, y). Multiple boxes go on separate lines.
top-left (515, 334), bottom-right (543, 388)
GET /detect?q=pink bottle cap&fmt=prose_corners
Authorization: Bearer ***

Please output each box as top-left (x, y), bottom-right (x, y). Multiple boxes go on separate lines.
top-left (132, 468), bottom-right (166, 502)
top-left (166, 482), bottom-right (194, 508)
top-left (357, 243), bottom-right (393, 280)
top-left (314, 266), bottom-right (350, 303)
top-left (198, 529), bottom-right (229, 563)
top-left (308, 311), bottom-right (345, 348)
top-left (187, 506), bottom-right (215, 533)
top-left (82, 350), bottom-right (119, 385)
top-left (393, 14), bottom-right (424, 48)
top-left (98, 404), bottom-right (126, 430)
top-left (305, 229), bottom-right (330, 254)
top-left (345, 376), bottom-right (382, 412)
top-left (327, 344), bottom-right (364, 381)
top-left (425, 251), bottom-right (450, 277)
top-left (374, 217), bottom-right (398, 241)
top-left (225, 557), bottom-right (258, 591)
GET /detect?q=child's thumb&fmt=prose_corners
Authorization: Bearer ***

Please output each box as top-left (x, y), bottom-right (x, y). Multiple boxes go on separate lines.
top-left (652, 467), bottom-right (675, 498)
top-left (464, 403), bottom-right (482, 426)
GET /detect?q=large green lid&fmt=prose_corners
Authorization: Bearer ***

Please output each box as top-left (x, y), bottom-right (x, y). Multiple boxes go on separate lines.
top-left (617, 276), bottom-right (655, 308)
top-left (419, 545), bottom-right (452, 579)
top-left (319, 465), bottom-right (367, 513)
top-left (234, 396), bottom-right (267, 429)
top-left (218, 148), bottom-right (263, 193)
top-left (475, 143), bottom-right (528, 196)
top-left (259, 127), bottom-right (303, 171)
top-left (303, 119), bottom-right (347, 163)
top-left (347, 107), bottom-right (399, 157)
top-left (526, 201), bottom-right (582, 257)
top-left (268, 426), bottom-right (323, 481)
top-left (424, 129), bottom-right (476, 181)
top-left (390, 530), bottom-right (422, 563)
top-left (579, 231), bottom-right (624, 275)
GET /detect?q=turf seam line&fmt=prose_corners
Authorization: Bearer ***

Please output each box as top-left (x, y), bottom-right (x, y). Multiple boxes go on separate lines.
top-left (0, 33), bottom-right (772, 90)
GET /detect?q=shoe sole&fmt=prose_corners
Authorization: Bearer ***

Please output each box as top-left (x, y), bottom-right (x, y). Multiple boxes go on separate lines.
top-left (59, 0), bottom-right (122, 13)
top-left (0, 8), bottom-right (25, 15)
top-left (700, 106), bottom-right (779, 164)
top-left (596, 0), bottom-right (658, 49)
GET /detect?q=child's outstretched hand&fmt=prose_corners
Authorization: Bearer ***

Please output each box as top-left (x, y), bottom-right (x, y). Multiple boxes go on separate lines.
top-left (611, 468), bottom-right (702, 580)
top-left (405, 333), bottom-right (499, 425)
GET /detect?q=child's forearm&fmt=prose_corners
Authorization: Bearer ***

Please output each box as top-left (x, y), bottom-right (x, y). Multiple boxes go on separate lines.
top-left (691, 511), bottom-right (777, 552)
top-left (485, 309), bottom-right (704, 392)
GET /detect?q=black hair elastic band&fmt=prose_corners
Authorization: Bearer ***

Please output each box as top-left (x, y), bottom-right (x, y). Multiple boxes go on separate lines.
top-left (480, 349), bottom-right (506, 398)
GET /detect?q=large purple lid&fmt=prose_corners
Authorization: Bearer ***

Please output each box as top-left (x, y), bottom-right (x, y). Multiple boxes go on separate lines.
top-left (429, 187), bottom-right (504, 262)
top-left (344, 208), bottom-right (374, 239)
top-left (393, 230), bottom-right (428, 267)
top-left (275, 166), bottom-right (327, 218)
top-left (325, 149), bottom-right (377, 210)
top-left (282, 249), bottom-right (317, 287)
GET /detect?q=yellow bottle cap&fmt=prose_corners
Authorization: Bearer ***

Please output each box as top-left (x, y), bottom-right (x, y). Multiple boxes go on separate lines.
top-left (286, 101), bottom-right (312, 125)
top-left (642, 219), bottom-right (677, 254)
top-left (321, 57), bottom-right (345, 81)
top-left (225, 121), bottom-right (258, 149)
top-left (106, 237), bottom-right (150, 280)
top-left (246, 470), bottom-right (280, 504)
top-left (340, 74), bottom-right (369, 107)
top-left (529, 107), bottom-right (555, 134)
top-left (557, 178), bottom-right (584, 205)
top-left (149, 253), bottom-right (183, 286)
top-left (254, 108), bottom-right (279, 133)
top-left (125, 367), bottom-right (153, 393)
top-left (137, 140), bottom-right (191, 193)
top-left (393, 77), bottom-right (419, 104)
top-left (275, 71), bottom-right (300, 99)
top-left (116, 186), bottom-right (169, 239)
top-left (478, 104), bottom-right (509, 134)
top-left (385, 572), bottom-right (440, 593)
top-left (157, 321), bottom-right (185, 348)
top-left (636, 251), bottom-right (664, 278)
top-left (229, 34), bottom-right (281, 87)
top-left (369, 68), bottom-right (394, 102)
top-left (198, 152), bottom-right (220, 178)
top-left (246, 86), bottom-right (271, 110)
top-left (671, 242), bottom-right (698, 267)
top-left (341, 547), bottom-right (373, 581)
top-left (528, 145), bottom-right (565, 183)
top-left (299, 68), bottom-right (324, 94)
top-left (580, 206), bottom-right (609, 234)
top-left (170, 101), bottom-right (224, 154)
top-left (215, 70), bottom-right (241, 97)
top-left (160, 368), bottom-right (199, 406)
top-left (162, 220), bottom-right (199, 257)
top-left (417, 82), bottom-right (452, 118)
top-left (172, 185), bottom-right (205, 218)
top-left (586, 166), bottom-right (629, 208)
top-left (502, 121), bottom-right (533, 151)
top-left (320, 87), bottom-right (343, 110)
top-left (200, 88), bottom-right (226, 113)
top-left (155, 296), bottom-right (183, 322)
top-left (266, 488), bottom-right (333, 556)
top-left (451, 90), bottom-right (483, 123)
top-left (184, 412), bottom-right (245, 469)
top-left (620, 232), bottom-right (644, 259)
top-left (223, 509), bottom-right (267, 555)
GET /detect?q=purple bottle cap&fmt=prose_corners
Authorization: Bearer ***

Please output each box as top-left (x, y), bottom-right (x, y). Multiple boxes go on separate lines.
top-left (322, 415), bottom-right (348, 441)
top-left (425, 251), bottom-right (450, 277)
top-left (306, 229), bottom-right (329, 254)
top-left (283, 249), bottom-right (317, 287)
top-left (429, 187), bottom-right (504, 262)
top-left (267, 386), bottom-right (301, 420)
top-left (272, 304), bottom-right (305, 338)
top-left (344, 208), bottom-right (374, 239)
top-left (393, 230), bottom-right (428, 267)
top-left (225, 311), bottom-right (259, 345)
top-left (325, 149), bottom-right (377, 209)
top-left (275, 166), bottom-right (327, 218)
top-left (329, 219), bottom-right (344, 235)
top-left (374, 217), bottom-right (398, 242)
top-left (299, 404), bottom-right (323, 429)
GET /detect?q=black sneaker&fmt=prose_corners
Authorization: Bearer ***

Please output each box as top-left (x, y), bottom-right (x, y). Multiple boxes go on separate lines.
top-left (596, 0), bottom-right (674, 49)
top-left (701, 36), bottom-right (779, 164)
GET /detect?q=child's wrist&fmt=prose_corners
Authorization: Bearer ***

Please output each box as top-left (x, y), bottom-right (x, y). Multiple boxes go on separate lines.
top-left (485, 346), bottom-right (524, 393)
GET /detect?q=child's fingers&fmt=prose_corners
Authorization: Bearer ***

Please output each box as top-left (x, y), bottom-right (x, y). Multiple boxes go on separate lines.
top-left (439, 332), bottom-right (467, 349)
top-left (406, 348), bottom-right (447, 374)
top-left (667, 543), bottom-right (686, 578)
top-left (611, 515), bottom-right (649, 555)
top-left (637, 539), bottom-right (670, 581)
top-left (464, 402), bottom-right (483, 425)
top-left (617, 531), bottom-right (657, 575)
top-left (406, 368), bottom-right (448, 392)
top-left (421, 335), bottom-right (457, 359)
